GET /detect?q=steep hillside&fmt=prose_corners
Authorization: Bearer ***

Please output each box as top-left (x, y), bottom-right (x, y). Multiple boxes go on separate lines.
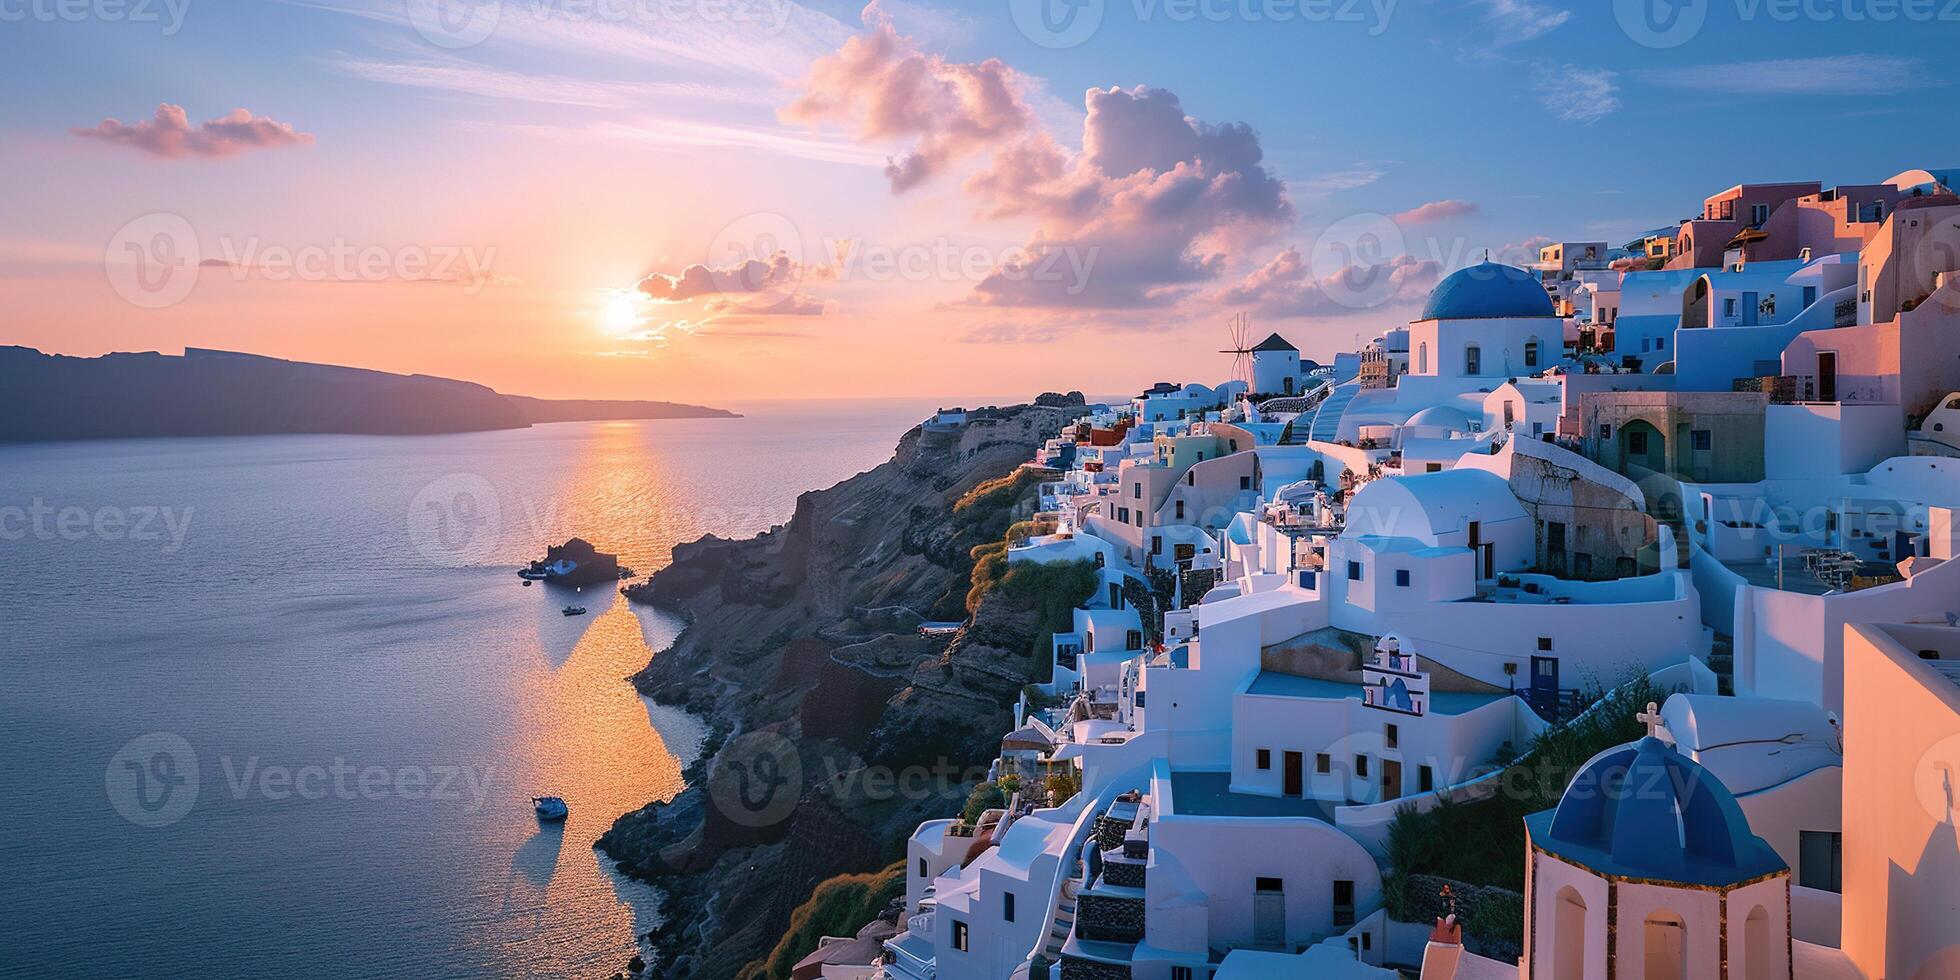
top-left (598, 402), bottom-right (1089, 978)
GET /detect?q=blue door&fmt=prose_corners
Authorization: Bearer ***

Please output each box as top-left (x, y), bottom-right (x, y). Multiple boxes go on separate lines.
top-left (1530, 656), bottom-right (1560, 716)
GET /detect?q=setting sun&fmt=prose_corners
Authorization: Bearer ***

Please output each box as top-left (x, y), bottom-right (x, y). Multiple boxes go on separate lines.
top-left (603, 296), bottom-right (640, 334)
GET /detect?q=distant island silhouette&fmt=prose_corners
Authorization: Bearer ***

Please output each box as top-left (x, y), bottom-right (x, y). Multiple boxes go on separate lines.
top-left (0, 346), bottom-right (738, 442)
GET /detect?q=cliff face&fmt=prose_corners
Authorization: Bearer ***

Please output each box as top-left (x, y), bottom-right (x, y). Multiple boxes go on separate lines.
top-left (600, 403), bottom-right (1084, 979)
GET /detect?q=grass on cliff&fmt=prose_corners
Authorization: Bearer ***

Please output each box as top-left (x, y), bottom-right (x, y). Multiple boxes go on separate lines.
top-left (966, 545), bottom-right (1097, 631)
top-left (737, 861), bottom-right (906, 980)
top-left (951, 467), bottom-right (1046, 539)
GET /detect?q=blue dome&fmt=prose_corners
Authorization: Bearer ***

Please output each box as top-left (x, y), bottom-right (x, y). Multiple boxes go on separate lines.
top-left (1526, 736), bottom-right (1787, 887)
top-left (1419, 262), bottom-right (1554, 320)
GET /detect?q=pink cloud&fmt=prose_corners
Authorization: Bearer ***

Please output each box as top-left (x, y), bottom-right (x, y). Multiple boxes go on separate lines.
top-left (1391, 199), bottom-right (1480, 225)
top-left (781, 3), bottom-right (1030, 193)
top-left (636, 250), bottom-right (832, 317)
top-left (1213, 246), bottom-right (1440, 318)
top-left (73, 104), bottom-right (314, 160)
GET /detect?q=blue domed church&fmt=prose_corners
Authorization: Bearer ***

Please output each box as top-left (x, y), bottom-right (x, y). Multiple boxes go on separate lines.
top-left (1520, 720), bottom-right (1792, 980)
top-left (1408, 262), bottom-right (1564, 382)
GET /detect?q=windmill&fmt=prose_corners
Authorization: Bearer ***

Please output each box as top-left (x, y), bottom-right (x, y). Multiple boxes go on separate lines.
top-left (1219, 311), bottom-right (1256, 392)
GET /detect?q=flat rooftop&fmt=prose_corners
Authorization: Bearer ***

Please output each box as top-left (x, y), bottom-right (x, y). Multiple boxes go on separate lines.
top-left (1166, 771), bottom-right (1339, 821)
top-left (1243, 670), bottom-right (1510, 716)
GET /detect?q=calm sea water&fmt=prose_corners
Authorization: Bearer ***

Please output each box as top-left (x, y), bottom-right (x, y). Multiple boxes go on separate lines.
top-left (0, 399), bottom-right (941, 979)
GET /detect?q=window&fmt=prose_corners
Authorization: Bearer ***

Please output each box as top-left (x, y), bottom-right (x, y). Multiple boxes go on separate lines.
top-left (1257, 876), bottom-right (1284, 891)
top-left (1135, 690), bottom-right (1146, 707)
top-left (1465, 345), bottom-right (1481, 375)
top-left (1657, 336), bottom-right (1666, 350)
top-left (1538, 636), bottom-right (1553, 651)
top-left (1419, 765), bottom-right (1434, 792)
top-left (1347, 561), bottom-right (1363, 581)
top-left (1173, 969), bottom-right (1195, 980)
top-left (1395, 569), bottom-right (1411, 587)
top-left (952, 920), bottom-right (969, 952)
top-left (1627, 430), bottom-right (1648, 455)
top-left (1598, 423), bottom-right (1611, 439)
top-left (1315, 753), bottom-right (1331, 774)
top-left (1151, 536), bottom-right (1163, 556)
top-left (1525, 340), bottom-right (1540, 368)
top-left (1800, 831), bottom-right (1843, 892)
top-left (1355, 755), bottom-right (1369, 778)
top-left (1126, 630), bottom-right (1144, 650)
top-left (1175, 500), bottom-right (1186, 520)
top-left (1418, 342), bottom-right (1428, 374)
top-left (1333, 879), bottom-right (1356, 927)
top-left (919, 858), bottom-right (928, 878)
top-left (1240, 475), bottom-right (1252, 491)
top-left (1133, 483), bottom-right (1142, 499)
top-left (1692, 430), bottom-right (1712, 451)
top-left (1426, 463), bottom-right (1442, 473)
top-left (1724, 298), bottom-right (1738, 318)
top-left (1751, 203), bottom-right (1770, 226)
top-left (1385, 723), bottom-right (1399, 749)
top-left (1004, 892), bottom-right (1016, 922)
top-left (1186, 472), bottom-right (1195, 486)
top-left (1257, 748), bottom-right (1272, 770)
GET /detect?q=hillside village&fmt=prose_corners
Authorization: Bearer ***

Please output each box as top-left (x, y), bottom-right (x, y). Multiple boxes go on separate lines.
top-left (788, 168), bottom-right (1960, 980)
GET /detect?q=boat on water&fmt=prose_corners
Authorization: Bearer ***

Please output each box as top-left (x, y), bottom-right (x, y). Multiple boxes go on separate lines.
top-left (562, 605), bottom-right (587, 616)
top-left (532, 796), bottom-right (568, 821)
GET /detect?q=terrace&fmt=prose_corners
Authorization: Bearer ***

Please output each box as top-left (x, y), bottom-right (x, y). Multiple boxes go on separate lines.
top-left (1161, 770), bottom-right (1340, 822)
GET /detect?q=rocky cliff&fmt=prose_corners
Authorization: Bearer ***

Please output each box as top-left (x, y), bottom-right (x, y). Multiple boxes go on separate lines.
top-left (598, 402), bottom-right (1088, 978)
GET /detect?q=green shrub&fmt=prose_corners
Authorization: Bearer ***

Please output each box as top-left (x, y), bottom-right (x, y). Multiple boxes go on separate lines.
top-left (738, 862), bottom-right (906, 980)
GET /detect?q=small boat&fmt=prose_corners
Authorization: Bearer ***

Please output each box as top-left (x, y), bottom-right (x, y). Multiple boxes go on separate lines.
top-left (533, 796), bottom-right (569, 821)
top-left (562, 605), bottom-right (587, 617)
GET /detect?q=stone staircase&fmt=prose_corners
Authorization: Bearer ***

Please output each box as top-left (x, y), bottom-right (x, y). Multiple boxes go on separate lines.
top-left (1296, 381), bottom-right (1360, 444)
top-left (1042, 857), bottom-right (1083, 960)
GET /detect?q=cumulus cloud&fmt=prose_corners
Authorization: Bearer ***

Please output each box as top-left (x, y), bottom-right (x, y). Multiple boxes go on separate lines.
top-left (73, 104), bottom-right (314, 160)
top-left (1393, 199), bottom-right (1480, 225)
top-left (635, 249), bottom-right (833, 317)
top-left (1213, 246), bottom-right (1440, 318)
top-left (1534, 65), bottom-right (1620, 124)
top-left (780, 2), bottom-right (1030, 192)
top-left (964, 85), bottom-right (1293, 310)
top-left (784, 10), bottom-right (1295, 313)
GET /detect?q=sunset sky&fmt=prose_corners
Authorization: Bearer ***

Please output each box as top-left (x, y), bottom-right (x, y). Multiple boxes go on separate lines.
top-left (3, 0), bottom-right (1955, 404)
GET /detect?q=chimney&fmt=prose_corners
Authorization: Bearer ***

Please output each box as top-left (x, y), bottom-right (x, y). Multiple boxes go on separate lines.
top-left (1418, 914), bottom-right (1466, 980)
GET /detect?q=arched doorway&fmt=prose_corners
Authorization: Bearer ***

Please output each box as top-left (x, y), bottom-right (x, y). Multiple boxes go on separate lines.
top-left (1554, 887), bottom-right (1587, 978)
top-left (1620, 420), bottom-right (1667, 477)
top-left (1744, 905), bottom-right (1771, 980)
top-left (1644, 910), bottom-right (1687, 980)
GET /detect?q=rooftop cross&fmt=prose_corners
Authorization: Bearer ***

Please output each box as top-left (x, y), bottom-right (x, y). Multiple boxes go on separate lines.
top-left (1637, 700), bottom-right (1666, 741)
